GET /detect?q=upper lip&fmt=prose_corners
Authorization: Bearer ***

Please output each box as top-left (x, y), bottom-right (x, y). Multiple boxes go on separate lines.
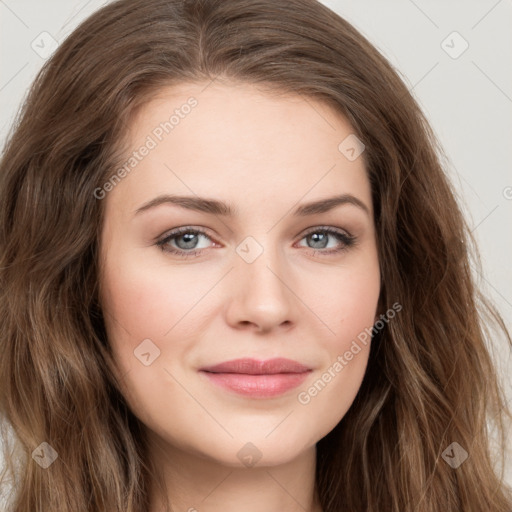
top-left (200, 358), bottom-right (311, 375)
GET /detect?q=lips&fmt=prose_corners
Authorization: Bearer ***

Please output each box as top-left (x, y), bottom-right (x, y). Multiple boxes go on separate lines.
top-left (199, 358), bottom-right (312, 398)
top-left (200, 357), bottom-right (311, 375)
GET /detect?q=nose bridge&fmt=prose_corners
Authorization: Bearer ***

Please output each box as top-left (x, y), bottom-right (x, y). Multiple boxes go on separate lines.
top-left (228, 233), bottom-right (295, 330)
top-left (236, 233), bottom-right (287, 293)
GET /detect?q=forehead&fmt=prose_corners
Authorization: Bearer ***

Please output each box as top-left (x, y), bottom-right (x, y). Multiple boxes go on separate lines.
top-left (106, 81), bottom-right (371, 218)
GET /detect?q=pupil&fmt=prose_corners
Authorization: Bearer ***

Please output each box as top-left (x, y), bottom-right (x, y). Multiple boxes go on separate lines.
top-left (310, 232), bottom-right (327, 249)
top-left (178, 233), bottom-right (197, 249)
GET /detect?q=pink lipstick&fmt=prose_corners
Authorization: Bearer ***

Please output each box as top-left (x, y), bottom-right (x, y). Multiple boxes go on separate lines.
top-left (199, 357), bottom-right (312, 398)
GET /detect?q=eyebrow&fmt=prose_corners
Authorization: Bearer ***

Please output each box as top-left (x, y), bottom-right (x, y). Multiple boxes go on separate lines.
top-left (134, 193), bottom-right (370, 217)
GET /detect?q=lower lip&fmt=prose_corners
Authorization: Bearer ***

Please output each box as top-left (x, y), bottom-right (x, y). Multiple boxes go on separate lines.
top-left (200, 371), bottom-right (310, 398)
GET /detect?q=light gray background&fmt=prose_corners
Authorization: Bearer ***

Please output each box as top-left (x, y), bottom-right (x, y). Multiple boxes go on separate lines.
top-left (1, 0), bottom-right (511, 491)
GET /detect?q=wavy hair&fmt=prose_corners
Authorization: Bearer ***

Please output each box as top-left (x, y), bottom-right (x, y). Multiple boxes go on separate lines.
top-left (0, 0), bottom-right (511, 510)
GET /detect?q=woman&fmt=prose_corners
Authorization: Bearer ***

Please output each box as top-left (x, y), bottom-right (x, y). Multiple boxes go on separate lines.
top-left (0, 0), bottom-right (510, 511)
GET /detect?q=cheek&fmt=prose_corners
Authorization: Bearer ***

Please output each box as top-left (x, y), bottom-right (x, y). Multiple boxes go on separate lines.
top-left (101, 247), bottom-right (211, 336)
top-left (293, 258), bottom-right (380, 436)
top-left (310, 256), bottom-right (381, 346)
top-left (99, 250), bottom-right (209, 425)
top-left (99, 248), bottom-right (206, 379)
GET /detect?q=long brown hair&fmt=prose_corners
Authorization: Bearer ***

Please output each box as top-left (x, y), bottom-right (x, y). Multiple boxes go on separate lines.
top-left (1, 0), bottom-right (511, 510)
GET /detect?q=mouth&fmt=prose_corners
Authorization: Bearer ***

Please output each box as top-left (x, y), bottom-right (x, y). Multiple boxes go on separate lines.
top-left (199, 358), bottom-right (312, 398)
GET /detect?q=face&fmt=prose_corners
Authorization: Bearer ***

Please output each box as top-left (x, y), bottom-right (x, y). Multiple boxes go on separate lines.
top-left (98, 80), bottom-right (380, 468)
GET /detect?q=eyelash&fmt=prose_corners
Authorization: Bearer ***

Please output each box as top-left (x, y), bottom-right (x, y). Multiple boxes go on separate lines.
top-left (156, 226), bottom-right (357, 258)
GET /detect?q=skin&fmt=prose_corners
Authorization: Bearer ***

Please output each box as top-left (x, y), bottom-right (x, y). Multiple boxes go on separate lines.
top-left (98, 80), bottom-right (381, 512)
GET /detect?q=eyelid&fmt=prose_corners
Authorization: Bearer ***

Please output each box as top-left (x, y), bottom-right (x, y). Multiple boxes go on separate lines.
top-left (156, 225), bottom-right (356, 256)
top-left (155, 225), bottom-right (217, 244)
top-left (156, 224), bottom-right (352, 242)
top-left (300, 224), bottom-right (353, 238)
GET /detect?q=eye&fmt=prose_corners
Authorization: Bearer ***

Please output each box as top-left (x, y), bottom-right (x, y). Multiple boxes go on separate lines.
top-left (156, 227), bottom-right (214, 257)
top-left (296, 226), bottom-right (356, 255)
top-left (156, 226), bottom-right (357, 258)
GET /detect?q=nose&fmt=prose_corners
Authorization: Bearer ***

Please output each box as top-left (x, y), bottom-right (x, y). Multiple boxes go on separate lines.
top-left (225, 241), bottom-right (297, 333)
